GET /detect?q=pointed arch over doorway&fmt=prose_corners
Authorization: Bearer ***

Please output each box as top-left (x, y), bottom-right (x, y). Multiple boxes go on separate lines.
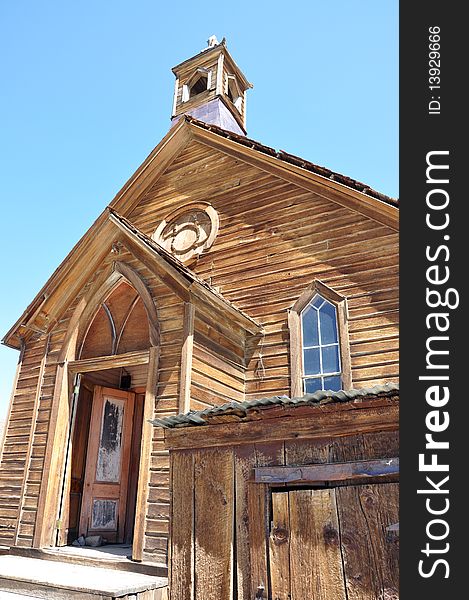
top-left (34, 260), bottom-right (160, 562)
top-left (77, 261), bottom-right (159, 359)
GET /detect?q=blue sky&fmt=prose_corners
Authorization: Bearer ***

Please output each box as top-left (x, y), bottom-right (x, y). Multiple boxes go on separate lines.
top-left (0, 1), bottom-right (398, 418)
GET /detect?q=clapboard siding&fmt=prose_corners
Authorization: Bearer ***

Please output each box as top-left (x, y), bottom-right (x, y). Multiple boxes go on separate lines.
top-left (191, 342), bottom-right (246, 410)
top-left (109, 252), bottom-right (184, 564)
top-left (129, 140), bottom-right (399, 396)
top-left (0, 338), bottom-right (47, 546)
top-left (1, 251), bottom-right (185, 562)
top-left (9, 264), bottom-right (113, 548)
top-left (2, 133), bottom-right (396, 566)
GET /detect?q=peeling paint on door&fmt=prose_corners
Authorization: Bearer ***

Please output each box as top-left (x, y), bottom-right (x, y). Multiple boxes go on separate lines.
top-left (91, 499), bottom-right (118, 529)
top-left (96, 397), bottom-right (124, 482)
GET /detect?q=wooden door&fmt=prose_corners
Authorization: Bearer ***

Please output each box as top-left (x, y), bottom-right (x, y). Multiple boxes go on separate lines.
top-left (269, 483), bottom-right (399, 599)
top-left (79, 386), bottom-right (135, 543)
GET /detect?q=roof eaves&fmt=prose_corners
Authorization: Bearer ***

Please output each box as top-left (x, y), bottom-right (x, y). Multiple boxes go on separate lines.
top-left (1, 120), bottom-right (193, 350)
top-left (1, 211), bottom-right (111, 349)
top-left (184, 116), bottom-right (398, 208)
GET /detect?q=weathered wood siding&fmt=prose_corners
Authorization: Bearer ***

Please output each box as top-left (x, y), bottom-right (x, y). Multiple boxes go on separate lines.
top-left (0, 337), bottom-right (47, 546)
top-left (167, 419), bottom-right (399, 600)
top-left (173, 52), bottom-right (221, 118)
top-left (0, 252), bottom-right (186, 562)
top-left (1, 135), bottom-right (397, 564)
top-left (128, 140), bottom-right (399, 402)
top-left (191, 340), bottom-right (245, 411)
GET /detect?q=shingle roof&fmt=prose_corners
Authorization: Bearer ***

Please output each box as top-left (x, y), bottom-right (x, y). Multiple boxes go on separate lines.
top-left (152, 382), bottom-right (399, 429)
top-left (184, 115), bottom-right (398, 207)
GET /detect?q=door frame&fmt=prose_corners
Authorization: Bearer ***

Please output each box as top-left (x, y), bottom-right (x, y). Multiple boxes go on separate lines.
top-left (79, 385), bottom-right (135, 543)
top-left (35, 347), bottom-right (159, 561)
top-left (247, 458), bottom-right (399, 600)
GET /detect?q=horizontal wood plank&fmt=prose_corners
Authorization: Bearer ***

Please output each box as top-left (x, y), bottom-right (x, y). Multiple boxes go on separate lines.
top-left (253, 458), bottom-right (399, 484)
top-left (164, 401), bottom-right (399, 450)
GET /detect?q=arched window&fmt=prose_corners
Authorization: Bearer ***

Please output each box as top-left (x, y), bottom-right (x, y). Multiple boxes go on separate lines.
top-left (301, 295), bottom-right (341, 393)
top-left (78, 280), bottom-right (151, 360)
top-left (288, 281), bottom-right (352, 396)
top-left (189, 74), bottom-right (208, 98)
top-left (182, 68), bottom-right (211, 102)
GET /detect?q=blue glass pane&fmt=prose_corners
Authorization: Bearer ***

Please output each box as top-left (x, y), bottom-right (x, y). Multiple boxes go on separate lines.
top-left (304, 378), bottom-right (322, 394)
top-left (319, 301), bottom-right (338, 344)
top-left (304, 348), bottom-right (320, 375)
top-left (311, 295), bottom-right (324, 309)
top-left (322, 345), bottom-right (340, 374)
top-left (302, 306), bottom-right (319, 347)
top-left (323, 376), bottom-right (342, 391)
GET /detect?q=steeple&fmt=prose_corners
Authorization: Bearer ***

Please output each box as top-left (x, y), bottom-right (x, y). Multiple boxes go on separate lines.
top-left (171, 37), bottom-right (252, 135)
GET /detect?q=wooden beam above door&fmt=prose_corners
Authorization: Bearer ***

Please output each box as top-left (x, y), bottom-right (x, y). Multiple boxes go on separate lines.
top-left (68, 349), bottom-right (150, 374)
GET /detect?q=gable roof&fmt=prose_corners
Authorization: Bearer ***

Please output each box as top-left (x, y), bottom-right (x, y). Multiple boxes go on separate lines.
top-left (2, 209), bottom-right (261, 349)
top-left (183, 115), bottom-right (397, 207)
top-left (3, 116), bottom-right (398, 349)
top-left (171, 38), bottom-right (252, 92)
top-left (183, 117), bottom-right (398, 230)
top-left (109, 210), bottom-right (260, 332)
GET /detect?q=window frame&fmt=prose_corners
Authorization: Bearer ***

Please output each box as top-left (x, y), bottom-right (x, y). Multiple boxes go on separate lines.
top-left (182, 68), bottom-right (212, 102)
top-left (288, 280), bottom-right (352, 397)
top-left (226, 74), bottom-right (243, 112)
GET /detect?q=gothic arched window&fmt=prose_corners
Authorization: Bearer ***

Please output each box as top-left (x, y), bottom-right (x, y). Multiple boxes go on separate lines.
top-left (288, 281), bottom-right (352, 396)
top-left (189, 75), bottom-right (208, 98)
top-left (182, 68), bottom-right (211, 102)
top-left (301, 295), bottom-right (341, 393)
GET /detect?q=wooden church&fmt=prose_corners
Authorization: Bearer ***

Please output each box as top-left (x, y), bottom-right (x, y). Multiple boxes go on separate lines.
top-left (0, 37), bottom-right (399, 599)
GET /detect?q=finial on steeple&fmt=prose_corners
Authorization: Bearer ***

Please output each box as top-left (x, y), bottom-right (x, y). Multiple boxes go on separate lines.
top-left (207, 35), bottom-right (218, 48)
top-left (202, 35), bottom-right (226, 52)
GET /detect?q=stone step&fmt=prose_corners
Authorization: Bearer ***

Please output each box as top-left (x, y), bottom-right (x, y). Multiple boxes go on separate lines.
top-left (9, 547), bottom-right (167, 578)
top-left (0, 592), bottom-right (42, 600)
top-left (0, 555), bottom-right (168, 600)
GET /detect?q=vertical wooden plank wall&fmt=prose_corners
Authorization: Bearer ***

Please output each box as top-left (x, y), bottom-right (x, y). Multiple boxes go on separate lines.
top-left (194, 448), bottom-right (234, 600)
top-left (336, 483), bottom-right (399, 598)
top-left (169, 450), bottom-right (194, 599)
top-left (168, 430), bottom-right (398, 600)
top-left (169, 440), bottom-right (285, 600)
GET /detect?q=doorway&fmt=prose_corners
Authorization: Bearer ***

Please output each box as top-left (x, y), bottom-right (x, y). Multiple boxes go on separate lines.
top-left (65, 368), bottom-right (146, 549)
top-left (35, 272), bottom-right (159, 559)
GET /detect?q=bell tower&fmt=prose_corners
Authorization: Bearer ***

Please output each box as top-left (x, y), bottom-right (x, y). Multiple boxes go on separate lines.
top-left (171, 36), bottom-right (252, 135)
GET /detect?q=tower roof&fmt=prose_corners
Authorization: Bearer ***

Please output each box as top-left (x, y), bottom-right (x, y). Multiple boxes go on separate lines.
top-left (171, 37), bottom-right (252, 90)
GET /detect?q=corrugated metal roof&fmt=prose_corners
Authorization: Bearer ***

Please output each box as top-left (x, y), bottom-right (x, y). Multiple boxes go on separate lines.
top-left (152, 382), bottom-right (399, 429)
